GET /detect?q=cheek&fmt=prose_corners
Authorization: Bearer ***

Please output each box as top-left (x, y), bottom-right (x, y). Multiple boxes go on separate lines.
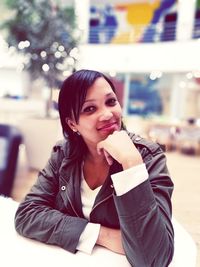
top-left (115, 105), bottom-right (122, 116)
top-left (77, 117), bottom-right (95, 131)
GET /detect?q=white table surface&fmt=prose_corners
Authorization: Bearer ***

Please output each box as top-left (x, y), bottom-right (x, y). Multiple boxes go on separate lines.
top-left (0, 196), bottom-right (197, 267)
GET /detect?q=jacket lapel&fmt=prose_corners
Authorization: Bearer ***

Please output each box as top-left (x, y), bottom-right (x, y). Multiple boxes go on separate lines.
top-left (92, 160), bottom-right (122, 208)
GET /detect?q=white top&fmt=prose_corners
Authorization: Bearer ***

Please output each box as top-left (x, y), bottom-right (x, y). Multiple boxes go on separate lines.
top-left (81, 178), bottom-right (101, 219)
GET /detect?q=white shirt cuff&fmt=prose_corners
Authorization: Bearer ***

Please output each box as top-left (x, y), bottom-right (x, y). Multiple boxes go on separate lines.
top-left (76, 223), bottom-right (100, 254)
top-left (111, 163), bottom-right (149, 196)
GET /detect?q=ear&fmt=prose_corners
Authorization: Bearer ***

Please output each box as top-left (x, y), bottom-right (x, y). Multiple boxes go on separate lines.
top-left (65, 118), bottom-right (77, 132)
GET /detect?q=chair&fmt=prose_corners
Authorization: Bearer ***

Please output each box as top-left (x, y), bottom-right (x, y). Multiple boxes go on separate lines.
top-left (0, 124), bottom-right (22, 197)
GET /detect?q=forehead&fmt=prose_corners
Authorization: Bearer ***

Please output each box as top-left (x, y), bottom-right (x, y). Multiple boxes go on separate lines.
top-left (86, 77), bottom-right (114, 98)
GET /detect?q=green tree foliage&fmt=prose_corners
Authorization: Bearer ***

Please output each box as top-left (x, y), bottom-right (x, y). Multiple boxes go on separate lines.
top-left (1, 0), bottom-right (79, 89)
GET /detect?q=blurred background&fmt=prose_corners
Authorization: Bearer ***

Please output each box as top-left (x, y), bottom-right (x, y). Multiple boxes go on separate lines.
top-left (0, 0), bottom-right (200, 265)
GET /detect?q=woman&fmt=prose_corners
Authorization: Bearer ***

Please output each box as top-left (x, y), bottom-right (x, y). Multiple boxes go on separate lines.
top-left (15, 69), bottom-right (174, 267)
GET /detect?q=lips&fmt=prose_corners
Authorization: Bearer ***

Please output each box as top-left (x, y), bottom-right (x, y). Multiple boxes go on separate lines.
top-left (97, 121), bottom-right (119, 133)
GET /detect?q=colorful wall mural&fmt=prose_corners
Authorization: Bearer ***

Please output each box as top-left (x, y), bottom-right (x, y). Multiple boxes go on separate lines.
top-left (197, 0), bottom-right (200, 10)
top-left (89, 0), bottom-right (177, 44)
top-left (193, 0), bottom-right (200, 39)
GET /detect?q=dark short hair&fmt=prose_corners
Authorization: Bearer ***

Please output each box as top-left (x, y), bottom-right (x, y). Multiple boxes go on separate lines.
top-left (58, 69), bottom-right (116, 140)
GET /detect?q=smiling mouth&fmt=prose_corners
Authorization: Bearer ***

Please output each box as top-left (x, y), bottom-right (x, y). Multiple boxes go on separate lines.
top-left (97, 122), bottom-right (119, 132)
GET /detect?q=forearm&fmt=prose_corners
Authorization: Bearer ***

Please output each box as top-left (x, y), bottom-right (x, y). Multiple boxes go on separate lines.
top-left (113, 179), bottom-right (174, 267)
top-left (96, 225), bottom-right (125, 255)
top-left (15, 196), bottom-right (88, 253)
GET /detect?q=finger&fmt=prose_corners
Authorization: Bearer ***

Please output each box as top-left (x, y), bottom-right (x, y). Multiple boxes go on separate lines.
top-left (103, 150), bottom-right (113, 166)
top-left (97, 141), bottom-right (104, 155)
top-left (97, 147), bottom-right (102, 155)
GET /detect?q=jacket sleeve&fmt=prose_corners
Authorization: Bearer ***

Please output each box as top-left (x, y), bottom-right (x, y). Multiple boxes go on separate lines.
top-left (14, 144), bottom-right (88, 253)
top-left (113, 144), bottom-right (174, 267)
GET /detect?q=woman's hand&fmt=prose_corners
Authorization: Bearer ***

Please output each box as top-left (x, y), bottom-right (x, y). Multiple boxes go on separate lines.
top-left (97, 130), bottom-right (143, 169)
top-left (96, 226), bottom-right (125, 255)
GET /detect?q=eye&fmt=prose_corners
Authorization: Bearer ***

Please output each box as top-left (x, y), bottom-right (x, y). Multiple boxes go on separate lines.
top-left (82, 106), bottom-right (96, 113)
top-left (106, 98), bottom-right (117, 106)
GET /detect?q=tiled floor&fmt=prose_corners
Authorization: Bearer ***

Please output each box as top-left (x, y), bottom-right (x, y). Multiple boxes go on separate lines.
top-left (11, 146), bottom-right (200, 266)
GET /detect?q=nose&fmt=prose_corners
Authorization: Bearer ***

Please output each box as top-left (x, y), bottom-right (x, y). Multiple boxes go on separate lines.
top-left (99, 107), bottom-right (113, 121)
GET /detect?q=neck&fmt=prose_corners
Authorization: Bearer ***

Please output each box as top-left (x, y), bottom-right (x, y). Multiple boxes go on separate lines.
top-left (83, 148), bottom-right (110, 189)
top-left (85, 146), bottom-right (107, 165)
top-left (86, 152), bottom-right (106, 164)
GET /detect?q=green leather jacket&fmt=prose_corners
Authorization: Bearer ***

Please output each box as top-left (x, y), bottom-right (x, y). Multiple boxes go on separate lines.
top-left (15, 132), bottom-right (174, 267)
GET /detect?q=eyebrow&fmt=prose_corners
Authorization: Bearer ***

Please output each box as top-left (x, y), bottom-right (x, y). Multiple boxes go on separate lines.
top-left (84, 92), bottom-right (115, 103)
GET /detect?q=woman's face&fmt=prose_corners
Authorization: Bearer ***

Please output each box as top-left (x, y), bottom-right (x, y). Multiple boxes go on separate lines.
top-left (69, 77), bottom-right (122, 148)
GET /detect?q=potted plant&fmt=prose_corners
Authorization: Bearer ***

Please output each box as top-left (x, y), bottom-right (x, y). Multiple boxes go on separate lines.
top-left (1, 0), bottom-right (80, 169)
top-left (1, 0), bottom-right (79, 116)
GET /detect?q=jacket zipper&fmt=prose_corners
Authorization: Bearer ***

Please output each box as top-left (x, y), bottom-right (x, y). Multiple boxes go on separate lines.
top-left (90, 193), bottom-right (113, 215)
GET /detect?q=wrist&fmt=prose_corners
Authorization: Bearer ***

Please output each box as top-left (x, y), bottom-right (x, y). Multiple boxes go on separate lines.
top-left (121, 157), bottom-right (143, 170)
top-left (96, 226), bottom-right (107, 247)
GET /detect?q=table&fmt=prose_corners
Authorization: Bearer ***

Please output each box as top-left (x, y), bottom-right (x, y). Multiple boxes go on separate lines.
top-left (0, 196), bottom-right (197, 267)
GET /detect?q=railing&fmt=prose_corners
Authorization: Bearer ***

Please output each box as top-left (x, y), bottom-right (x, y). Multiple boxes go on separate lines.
top-left (88, 21), bottom-right (177, 44)
top-left (88, 18), bottom-right (200, 44)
